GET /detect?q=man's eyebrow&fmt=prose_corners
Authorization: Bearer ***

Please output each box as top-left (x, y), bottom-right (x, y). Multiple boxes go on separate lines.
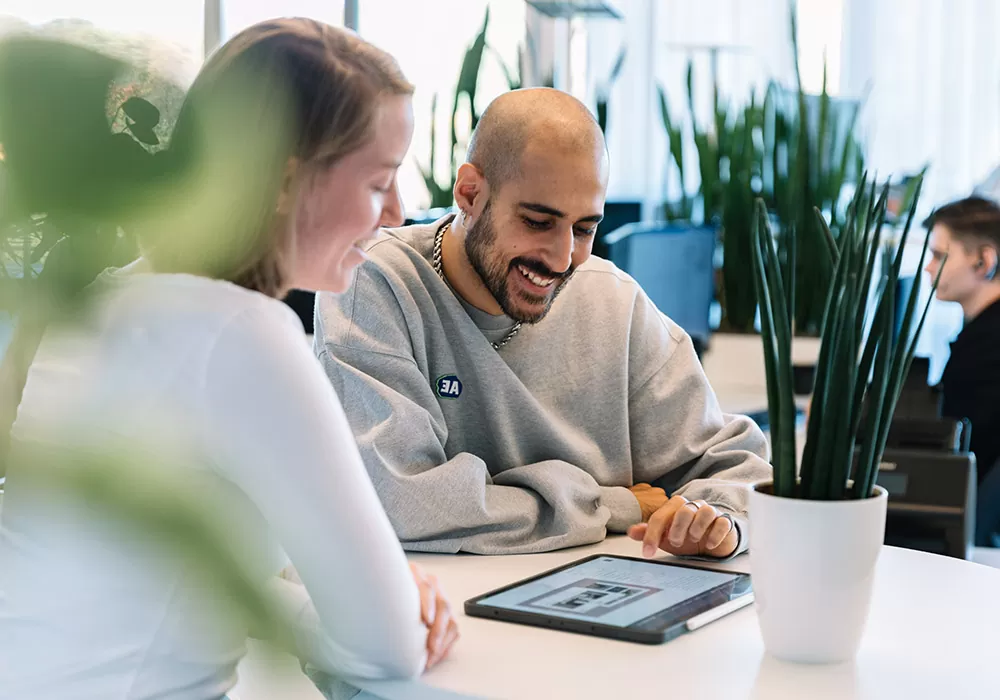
top-left (519, 202), bottom-right (603, 223)
top-left (519, 202), bottom-right (565, 218)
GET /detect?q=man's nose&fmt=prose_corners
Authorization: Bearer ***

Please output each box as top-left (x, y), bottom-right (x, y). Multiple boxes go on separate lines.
top-left (541, 226), bottom-right (574, 275)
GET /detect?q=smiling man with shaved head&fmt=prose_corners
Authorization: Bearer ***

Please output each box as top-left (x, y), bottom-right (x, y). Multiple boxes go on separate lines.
top-left (315, 88), bottom-right (771, 558)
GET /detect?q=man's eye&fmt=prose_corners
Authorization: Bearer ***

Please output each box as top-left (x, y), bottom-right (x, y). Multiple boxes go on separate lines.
top-left (575, 228), bottom-right (597, 238)
top-left (524, 218), bottom-right (549, 230)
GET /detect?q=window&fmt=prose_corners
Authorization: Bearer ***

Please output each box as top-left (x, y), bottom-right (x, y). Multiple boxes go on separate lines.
top-left (359, 0), bottom-right (527, 213)
top-left (795, 0), bottom-right (844, 95)
top-left (0, 0), bottom-right (202, 83)
top-left (223, 0), bottom-right (344, 40)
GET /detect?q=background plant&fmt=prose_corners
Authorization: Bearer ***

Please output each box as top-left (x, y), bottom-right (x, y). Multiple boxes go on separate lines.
top-left (595, 47), bottom-right (626, 136)
top-left (753, 173), bottom-right (942, 500)
top-left (656, 6), bottom-right (866, 335)
top-left (416, 9), bottom-right (490, 209)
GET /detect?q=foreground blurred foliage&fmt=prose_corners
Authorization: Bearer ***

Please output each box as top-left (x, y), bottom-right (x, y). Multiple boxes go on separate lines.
top-left (0, 35), bottom-right (170, 474)
top-left (0, 33), bottom-right (301, 671)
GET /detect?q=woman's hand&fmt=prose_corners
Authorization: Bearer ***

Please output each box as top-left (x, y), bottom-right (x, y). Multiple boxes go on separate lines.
top-left (410, 563), bottom-right (459, 670)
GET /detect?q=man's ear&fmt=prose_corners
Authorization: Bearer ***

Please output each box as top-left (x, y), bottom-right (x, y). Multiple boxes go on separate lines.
top-left (982, 244), bottom-right (999, 281)
top-left (454, 163), bottom-right (490, 222)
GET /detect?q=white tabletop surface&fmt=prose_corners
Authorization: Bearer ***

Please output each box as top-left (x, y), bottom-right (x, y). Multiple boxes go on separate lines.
top-left (233, 335), bottom-right (1000, 699)
top-left (235, 536), bottom-right (1000, 700)
top-left (346, 537), bottom-right (1000, 700)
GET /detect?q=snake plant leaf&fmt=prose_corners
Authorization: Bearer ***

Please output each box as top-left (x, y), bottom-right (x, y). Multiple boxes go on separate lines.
top-left (817, 60), bottom-right (829, 194)
top-left (658, 85), bottom-right (673, 135)
top-left (835, 101), bottom-right (862, 206)
top-left (596, 100), bottom-right (609, 135)
top-left (854, 277), bottom-right (895, 497)
top-left (658, 85), bottom-right (688, 220)
top-left (429, 92), bottom-right (438, 177)
top-left (751, 200), bottom-right (787, 494)
top-left (452, 8), bottom-right (490, 147)
top-left (487, 44), bottom-right (520, 91)
top-left (887, 198), bottom-right (933, 395)
top-left (896, 165), bottom-right (929, 223)
top-left (827, 278), bottom-right (860, 499)
top-left (685, 59), bottom-right (695, 120)
top-left (853, 184), bottom-right (890, 338)
top-left (800, 178), bottom-right (865, 492)
top-left (861, 258), bottom-right (943, 498)
top-left (757, 201), bottom-right (797, 494)
top-left (889, 175), bottom-right (925, 278)
top-left (814, 206), bottom-right (839, 266)
top-left (607, 47), bottom-right (627, 86)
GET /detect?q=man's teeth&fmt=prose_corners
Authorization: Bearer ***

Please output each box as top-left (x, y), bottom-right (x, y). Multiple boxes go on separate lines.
top-left (517, 265), bottom-right (555, 288)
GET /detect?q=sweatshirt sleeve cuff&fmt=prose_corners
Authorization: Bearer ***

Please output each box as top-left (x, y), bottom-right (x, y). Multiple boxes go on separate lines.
top-left (600, 486), bottom-right (642, 533)
top-left (680, 510), bottom-right (749, 562)
top-left (729, 512), bottom-right (749, 556)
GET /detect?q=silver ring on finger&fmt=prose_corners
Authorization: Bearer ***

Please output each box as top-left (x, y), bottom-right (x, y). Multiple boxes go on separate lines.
top-left (684, 501), bottom-right (702, 513)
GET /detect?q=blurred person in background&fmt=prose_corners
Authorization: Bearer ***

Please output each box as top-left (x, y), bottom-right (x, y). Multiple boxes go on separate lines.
top-left (924, 197), bottom-right (1000, 480)
top-left (923, 196), bottom-right (1000, 543)
top-left (0, 18), bottom-right (456, 700)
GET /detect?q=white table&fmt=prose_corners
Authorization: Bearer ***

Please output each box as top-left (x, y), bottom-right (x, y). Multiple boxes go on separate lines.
top-left (236, 536), bottom-right (1000, 700)
top-left (235, 335), bottom-right (1000, 699)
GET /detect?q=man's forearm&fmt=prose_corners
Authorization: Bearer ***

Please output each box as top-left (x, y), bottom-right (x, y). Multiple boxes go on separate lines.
top-left (372, 454), bottom-right (633, 555)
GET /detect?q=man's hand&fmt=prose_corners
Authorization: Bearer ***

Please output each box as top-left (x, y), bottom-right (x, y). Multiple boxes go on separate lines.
top-left (627, 495), bottom-right (738, 559)
top-left (629, 483), bottom-right (668, 522)
top-left (410, 563), bottom-right (459, 670)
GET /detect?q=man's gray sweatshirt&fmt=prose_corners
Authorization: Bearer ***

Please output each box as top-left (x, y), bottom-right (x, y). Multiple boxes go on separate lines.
top-left (314, 217), bottom-right (772, 555)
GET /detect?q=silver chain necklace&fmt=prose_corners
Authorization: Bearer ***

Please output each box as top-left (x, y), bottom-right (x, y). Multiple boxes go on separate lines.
top-left (433, 223), bottom-right (522, 351)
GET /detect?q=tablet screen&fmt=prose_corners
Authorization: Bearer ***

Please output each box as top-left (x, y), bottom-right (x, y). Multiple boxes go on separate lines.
top-left (474, 556), bottom-right (746, 629)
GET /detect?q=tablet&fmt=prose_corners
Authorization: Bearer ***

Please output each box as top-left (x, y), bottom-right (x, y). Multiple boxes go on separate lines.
top-left (464, 554), bottom-right (753, 645)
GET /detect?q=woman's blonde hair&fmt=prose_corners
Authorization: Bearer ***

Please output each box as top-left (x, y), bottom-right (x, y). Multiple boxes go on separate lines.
top-left (146, 18), bottom-right (413, 298)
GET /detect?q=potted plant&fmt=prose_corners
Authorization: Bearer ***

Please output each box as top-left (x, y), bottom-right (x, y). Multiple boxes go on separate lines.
top-left (748, 174), bottom-right (942, 663)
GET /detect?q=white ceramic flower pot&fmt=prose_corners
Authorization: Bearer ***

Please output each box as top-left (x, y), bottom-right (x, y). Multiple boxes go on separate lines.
top-left (748, 481), bottom-right (888, 663)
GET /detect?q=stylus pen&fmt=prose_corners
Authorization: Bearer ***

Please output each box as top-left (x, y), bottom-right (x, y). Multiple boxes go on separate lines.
top-left (684, 593), bottom-right (755, 632)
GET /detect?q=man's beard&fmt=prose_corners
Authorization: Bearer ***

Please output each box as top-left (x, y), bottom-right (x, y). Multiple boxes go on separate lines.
top-left (464, 200), bottom-right (574, 324)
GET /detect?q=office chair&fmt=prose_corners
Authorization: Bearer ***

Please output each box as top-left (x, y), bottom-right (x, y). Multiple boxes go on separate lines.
top-left (602, 222), bottom-right (716, 356)
top-left (592, 201), bottom-right (642, 261)
top-left (872, 447), bottom-right (977, 560)
top-left (975, 459), bottom-right (1000, 547)
top-left (854, 402), bottom-right (976, 559)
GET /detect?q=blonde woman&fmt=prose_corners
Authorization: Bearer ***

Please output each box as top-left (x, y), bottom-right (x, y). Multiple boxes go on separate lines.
top-left (0, 19), bottom-right (456, 700)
